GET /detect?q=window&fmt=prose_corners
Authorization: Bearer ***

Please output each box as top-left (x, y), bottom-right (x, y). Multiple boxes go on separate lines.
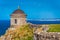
top-left (15, 19), bottom-right (17, 24)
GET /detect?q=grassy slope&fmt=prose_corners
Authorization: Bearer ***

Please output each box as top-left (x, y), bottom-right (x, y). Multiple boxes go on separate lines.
top-left (47, 24), bottom-right (60, 32)
top-left (13, 24), bottom-right (33, 40)
top-left (1, 24), bottom-right (33, 40)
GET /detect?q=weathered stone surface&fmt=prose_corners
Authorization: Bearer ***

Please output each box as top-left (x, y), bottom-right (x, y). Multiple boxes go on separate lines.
top-left (34, 32), bottom-right (60, 40)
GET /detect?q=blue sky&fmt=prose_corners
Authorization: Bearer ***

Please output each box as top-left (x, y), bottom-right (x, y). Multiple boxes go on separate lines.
top-left (0, 0), bottom-right (60, 20)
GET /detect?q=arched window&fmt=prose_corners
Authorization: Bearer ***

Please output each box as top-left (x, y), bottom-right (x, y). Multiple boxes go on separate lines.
top-left (15, 19), bottom-right (17, 24)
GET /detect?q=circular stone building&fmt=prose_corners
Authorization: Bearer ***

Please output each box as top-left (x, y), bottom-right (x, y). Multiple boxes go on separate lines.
top-left (10, 6), bottom-right (27, 26)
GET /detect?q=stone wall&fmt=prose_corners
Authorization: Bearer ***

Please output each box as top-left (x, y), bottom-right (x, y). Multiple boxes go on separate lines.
top-left (11, 18), bottom-right (26, 26)
top-left (34, 32), bottom-right (60, 40)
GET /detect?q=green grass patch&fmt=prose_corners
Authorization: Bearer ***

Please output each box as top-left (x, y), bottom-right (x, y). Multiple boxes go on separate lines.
top-left (47, 24), bottom-right (60, 32)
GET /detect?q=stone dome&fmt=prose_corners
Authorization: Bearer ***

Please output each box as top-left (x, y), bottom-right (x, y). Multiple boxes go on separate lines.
top-left (11, 6), bottom-right (27, 17)
top-left (13, 9), bottom-right (24, 14)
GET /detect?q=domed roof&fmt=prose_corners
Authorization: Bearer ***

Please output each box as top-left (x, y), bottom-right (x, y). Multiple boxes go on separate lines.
top-left (11, 6), bottom-right (27, 17)
top-left (13, 9), bottom-right (24, 14)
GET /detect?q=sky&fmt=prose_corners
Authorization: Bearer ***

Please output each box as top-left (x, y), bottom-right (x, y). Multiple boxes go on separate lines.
top-left (0, 0), bottom-right (60, 20)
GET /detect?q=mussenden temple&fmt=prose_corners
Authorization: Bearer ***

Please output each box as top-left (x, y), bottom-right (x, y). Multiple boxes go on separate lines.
top-left (10, 6), bottom-right (27, 27)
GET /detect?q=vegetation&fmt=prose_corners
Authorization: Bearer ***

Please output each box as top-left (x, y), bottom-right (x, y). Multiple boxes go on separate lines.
top-left (0, 24), bottom-right (44, 40)
top-left (47, 24), bottom-right (60, 32)
top-left (11, 24), bottom-right (33, 40)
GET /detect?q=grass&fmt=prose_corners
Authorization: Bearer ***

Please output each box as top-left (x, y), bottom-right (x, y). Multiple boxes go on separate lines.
top-left (14, 24), bottom-right (33, 40)
top-left (47, 24), bottom-right (60, 32)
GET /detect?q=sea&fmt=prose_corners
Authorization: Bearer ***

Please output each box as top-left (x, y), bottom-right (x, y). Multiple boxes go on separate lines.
top-left (0, 20), bottom-right (60, 36)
